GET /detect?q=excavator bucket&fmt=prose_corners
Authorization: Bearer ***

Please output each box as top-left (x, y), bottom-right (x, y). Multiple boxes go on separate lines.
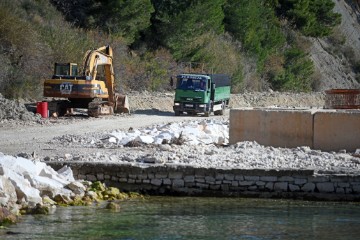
top-left (114, 93), bottom-right (130, 114)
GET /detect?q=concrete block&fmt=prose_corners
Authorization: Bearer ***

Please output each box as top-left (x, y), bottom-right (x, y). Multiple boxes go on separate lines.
top-left (224, 174), bottom-right (235, 181)
top-left (274, 182), bottom-right (288, 192)
top-left (289, 184), bottom-right (300, 192)
top-left (278, 176), bottom-right (294, 182)
top-left (256, 181), bottom-right (266, 186)
top-left (229, 108), bottom-right (313, 148)
top-left (184, 175), bottom-right (195, 183)
top-left (316, 182), bottom-right (335, 193)
top-left (96, 173), bottom-right (104, 180)
top-left (314, 110), bottom-right (360, 152)
top-left (248, 186), bottom-right (258, 191)
top-left (221, 184), bottom-right (229, 191)
top-left (260, 176), bottom-right (277, 182)
top-left (210, 185), bottom-right (221, 190)
top-left (151, 179), bottom-right (162, 186)
top-left (205, 176), bottom-right (216, 183)
top-left (86, 175), bottom-right (97, 181)
top-left (244, 176), bottom-right (260, 181)
top-left (215, 173), bottom-right (224, 180)
top-left (163, 179), bottom-right (171, 185)
top-left (336, 188), bottom-right (345, 194)
top-left (352, 185), bottom-right (360, 193)
top-left (294, 178), bottom-right (307, 185)
top-left (239, 181), bottom-right (254, 186)
top-left (173, 179), bottom-right (185, 188)
top-left (231, 181), bottom-right (239, 187)
top-left (265, 182), bottom-right (274, 191)
top-left (235, 175), bottom-right (244, 181)
top-left (301, 182), bottom-right (315, 192)
top-left (169, 172), bottom-right (183, 179)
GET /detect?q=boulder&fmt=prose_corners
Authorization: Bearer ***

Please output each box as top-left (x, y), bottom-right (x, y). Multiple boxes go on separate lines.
top-left (0, 176), bottom-right (17, 207)
top-left (57, 165), bottom-right (75, 182)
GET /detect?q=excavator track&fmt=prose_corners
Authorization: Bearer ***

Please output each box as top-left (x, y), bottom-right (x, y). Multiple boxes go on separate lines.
top-left (88, 100), bottom-right (114, 117)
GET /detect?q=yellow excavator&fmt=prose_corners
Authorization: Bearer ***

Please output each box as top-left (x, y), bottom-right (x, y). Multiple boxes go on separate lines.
top-left (43, 45), bottom-right (129, 117)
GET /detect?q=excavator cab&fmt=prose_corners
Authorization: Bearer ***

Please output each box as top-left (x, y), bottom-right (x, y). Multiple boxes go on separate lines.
top-left (53, 63), bottom-right (78, 77)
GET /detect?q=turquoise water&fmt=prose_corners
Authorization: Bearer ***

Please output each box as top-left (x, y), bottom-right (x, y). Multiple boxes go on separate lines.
top-left (2, 197), bottom-right (360, 240)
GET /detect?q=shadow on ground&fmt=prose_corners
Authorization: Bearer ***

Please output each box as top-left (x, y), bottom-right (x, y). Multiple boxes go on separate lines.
top-left (132, 108), bottom-right (175, 116)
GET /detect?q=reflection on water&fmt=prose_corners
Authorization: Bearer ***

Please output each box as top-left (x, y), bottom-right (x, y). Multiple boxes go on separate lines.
top-left (1, 197), bottom-right (360, 240)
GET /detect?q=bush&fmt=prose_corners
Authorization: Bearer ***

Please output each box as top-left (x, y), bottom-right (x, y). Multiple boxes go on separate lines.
top-left (272, 47), bottom-right (315, 92)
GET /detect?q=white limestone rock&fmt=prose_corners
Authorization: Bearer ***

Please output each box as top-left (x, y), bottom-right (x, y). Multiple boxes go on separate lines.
top-left (135, 135), bottom-right (154, 144)
top-left (0, 176), bottom-right (17, 207)
top-left (57, 165), bottom-right (75, 182)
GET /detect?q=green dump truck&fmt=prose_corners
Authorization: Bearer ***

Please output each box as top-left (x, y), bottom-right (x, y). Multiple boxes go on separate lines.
top-left (172, 73), bottom-right (231, 116)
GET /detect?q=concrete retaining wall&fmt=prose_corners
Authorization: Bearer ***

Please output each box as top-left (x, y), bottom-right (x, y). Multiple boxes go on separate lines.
top-left (314, 110), bottom-right (360, 152)
top-left (48, 162), bottom-right (360, 201)
top-left (229, 108), bottom-right (360, 152)
top-left (229, 108), bottom-right (313, 148)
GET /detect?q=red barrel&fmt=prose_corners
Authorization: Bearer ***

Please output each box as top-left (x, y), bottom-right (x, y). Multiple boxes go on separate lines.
top-left (36, 102), bottom-right (48, 118)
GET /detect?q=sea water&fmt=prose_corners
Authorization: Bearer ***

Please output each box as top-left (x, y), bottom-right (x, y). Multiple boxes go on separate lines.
top-left (1, 197), bottom-right (360, 240)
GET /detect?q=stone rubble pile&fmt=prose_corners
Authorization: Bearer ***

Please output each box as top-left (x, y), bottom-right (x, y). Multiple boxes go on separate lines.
top-left (52, 119), bottom-right (229, 147)
top-left (48, 120), bottom-right (360, 174)
top-left (0, 153), bottom-right (86, 216)
top-left (110, 119), bottom-right (229, 146)
top-left (0, 93), bottom-right (40, 121)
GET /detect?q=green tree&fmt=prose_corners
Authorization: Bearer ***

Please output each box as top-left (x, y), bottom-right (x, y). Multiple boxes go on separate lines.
top-left (224, 0), bottom-right (285, 69)
top-left (90, 0), bottom-right (154, 44)
top-left (149, 0), bottom-right (225, 59)
top-left (277, 0), bottom-right (341, 37)
top-left (272, 47), bottom-right (315, 92)
top-left (51, 0), bottom-right (154, 45)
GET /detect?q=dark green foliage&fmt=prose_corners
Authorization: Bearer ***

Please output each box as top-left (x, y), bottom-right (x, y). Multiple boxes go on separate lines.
top-left (277, 0), bottom-right (341, 37)
top-left (224, 1), bottom-right (286, 70)
top-left (0, 0), bottom-right (342, 99)
top-left (90, 0), bottom-right (154, 44)
top-left (51, 0), bottom-right (154, 44)
top-left (149, 0), bottom-right (225, 59)
top-left (272, 47), bottom-right (315, 92)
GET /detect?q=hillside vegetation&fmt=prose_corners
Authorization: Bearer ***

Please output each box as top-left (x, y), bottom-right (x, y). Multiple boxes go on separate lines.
top-left (0, 0), bottom-right (358, 99)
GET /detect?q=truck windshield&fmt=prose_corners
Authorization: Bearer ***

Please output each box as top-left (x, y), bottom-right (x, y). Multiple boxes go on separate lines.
top-left (177, 78), bottom-right (206, 91)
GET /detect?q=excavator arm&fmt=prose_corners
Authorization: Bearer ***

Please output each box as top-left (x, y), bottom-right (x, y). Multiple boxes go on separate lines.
top-left (82, 46), bottom-right (115, 102)
top-left (83, 46), bottom-right (129, 116)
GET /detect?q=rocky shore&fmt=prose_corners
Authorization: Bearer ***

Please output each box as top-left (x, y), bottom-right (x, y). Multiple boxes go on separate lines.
top-left (0, 153), bottom-right (138, 225)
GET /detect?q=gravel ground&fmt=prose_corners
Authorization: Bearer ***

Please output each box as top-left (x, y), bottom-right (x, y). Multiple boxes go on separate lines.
top-left (1, 91), bottom-right (359, 174)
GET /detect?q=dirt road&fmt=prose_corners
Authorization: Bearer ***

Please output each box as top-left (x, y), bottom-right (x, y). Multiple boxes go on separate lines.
top-left (0, 91), bottom-right (325, 158)
top-left (0, 111), bottom-right (228, 157)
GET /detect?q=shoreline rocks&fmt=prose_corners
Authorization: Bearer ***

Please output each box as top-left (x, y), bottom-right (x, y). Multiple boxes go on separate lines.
top-left (0, 153), bottom-right (137, 225)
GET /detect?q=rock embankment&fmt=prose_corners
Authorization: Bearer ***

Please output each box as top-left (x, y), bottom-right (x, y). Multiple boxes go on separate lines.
top-left (0, 153), bottom-right (132, 225)
top-left (0, 153), bottom-right (81, 223)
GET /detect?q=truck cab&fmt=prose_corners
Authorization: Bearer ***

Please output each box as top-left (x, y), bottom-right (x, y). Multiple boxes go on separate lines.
top-left (173, 73), bottom-right (230, 117)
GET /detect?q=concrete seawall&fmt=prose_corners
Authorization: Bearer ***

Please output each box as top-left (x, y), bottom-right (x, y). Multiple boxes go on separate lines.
top-left (48, 162), bottom-right (360, 201)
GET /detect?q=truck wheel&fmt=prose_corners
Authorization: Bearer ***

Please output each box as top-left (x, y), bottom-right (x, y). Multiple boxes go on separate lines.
top-left (219, 103), bottom-right (225, 115)
top-left (214, 102), bottom-right (225, 116)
